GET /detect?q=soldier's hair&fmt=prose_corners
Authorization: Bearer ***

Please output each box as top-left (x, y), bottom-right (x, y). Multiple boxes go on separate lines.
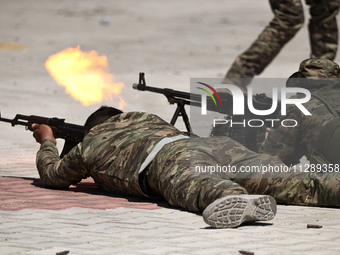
top-left (84, 105), bottom-right (123, 134)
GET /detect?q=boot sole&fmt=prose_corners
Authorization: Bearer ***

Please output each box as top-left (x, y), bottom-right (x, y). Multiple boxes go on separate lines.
top-left (203, 195), bottom-right (277, 228)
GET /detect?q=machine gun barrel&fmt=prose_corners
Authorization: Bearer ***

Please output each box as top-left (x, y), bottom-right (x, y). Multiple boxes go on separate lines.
top-left (133, 82), bottom-right (202, 107)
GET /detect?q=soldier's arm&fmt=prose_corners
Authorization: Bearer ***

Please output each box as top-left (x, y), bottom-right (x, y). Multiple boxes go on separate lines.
top-left (33, 124), bottom-right (88, 189)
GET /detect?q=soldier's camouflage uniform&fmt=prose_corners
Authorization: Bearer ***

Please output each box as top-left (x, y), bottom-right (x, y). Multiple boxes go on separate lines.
top-left (225, 0), bottom-right (339, 86)
top-left (261, 59), bottom-right (340, 167)
top-left (36, 110), bottom-right (340, 213)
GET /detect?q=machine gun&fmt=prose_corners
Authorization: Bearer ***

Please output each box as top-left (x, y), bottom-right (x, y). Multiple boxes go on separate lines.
top-left (133, 72), bottom-right (280, 152)
top-left (133, 72), bottom-right (200, 133)
top-left (0, 112), bottom-right (84, 158)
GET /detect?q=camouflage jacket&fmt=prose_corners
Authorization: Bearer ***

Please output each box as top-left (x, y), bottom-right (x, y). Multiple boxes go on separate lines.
top-left (260, 83), bottom-right (340, 165)
top-left (36, 112), bottom-right (185, 197)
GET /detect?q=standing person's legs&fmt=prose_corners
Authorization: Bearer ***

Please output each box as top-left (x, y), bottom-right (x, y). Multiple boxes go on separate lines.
top-left (307, 0), bottom-right (339, 60)
top-left (224, 0), bottom-right (304, 86)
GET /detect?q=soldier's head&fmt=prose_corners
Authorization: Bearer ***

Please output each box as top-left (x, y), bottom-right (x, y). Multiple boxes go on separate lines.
top-left (286, 58), bottom-right (340, 88)
top-left (84, 105), bottom-right (123, 135)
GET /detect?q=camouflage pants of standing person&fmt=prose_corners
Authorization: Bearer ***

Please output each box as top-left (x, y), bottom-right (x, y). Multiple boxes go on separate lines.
top-left (146, 137), bottom-right (340, 212)
top-left (224, 0), bottom-right (339, 86)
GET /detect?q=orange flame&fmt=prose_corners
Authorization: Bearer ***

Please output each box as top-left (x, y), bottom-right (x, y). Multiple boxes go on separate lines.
top-left (45, 46), bottom-right (125, 108)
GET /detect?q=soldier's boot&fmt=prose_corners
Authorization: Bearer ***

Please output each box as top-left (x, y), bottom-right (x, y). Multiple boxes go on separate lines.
top-left (203, 194), bottom-right (277, 228)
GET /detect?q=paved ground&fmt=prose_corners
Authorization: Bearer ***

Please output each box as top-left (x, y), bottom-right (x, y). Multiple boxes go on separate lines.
top-left (1, 1), bottom-right (340, 254)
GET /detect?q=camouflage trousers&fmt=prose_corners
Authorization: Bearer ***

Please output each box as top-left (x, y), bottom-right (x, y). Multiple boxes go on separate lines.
top-left (225, 0), bottom-right (339, 86)
top-left (147, 137), bottom-right (340, 212)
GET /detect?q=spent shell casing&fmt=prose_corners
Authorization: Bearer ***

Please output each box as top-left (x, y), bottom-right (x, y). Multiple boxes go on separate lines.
top-left (56, 251), bottom-right (70, 255)
top-left (239, 250), bottom-right (255, 255)
top-left (307, 224), bottom-right (322, 229)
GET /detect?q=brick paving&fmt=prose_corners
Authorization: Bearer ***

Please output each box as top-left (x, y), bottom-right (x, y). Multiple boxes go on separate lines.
top-left (0, 177), bottom-right (168, 211)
